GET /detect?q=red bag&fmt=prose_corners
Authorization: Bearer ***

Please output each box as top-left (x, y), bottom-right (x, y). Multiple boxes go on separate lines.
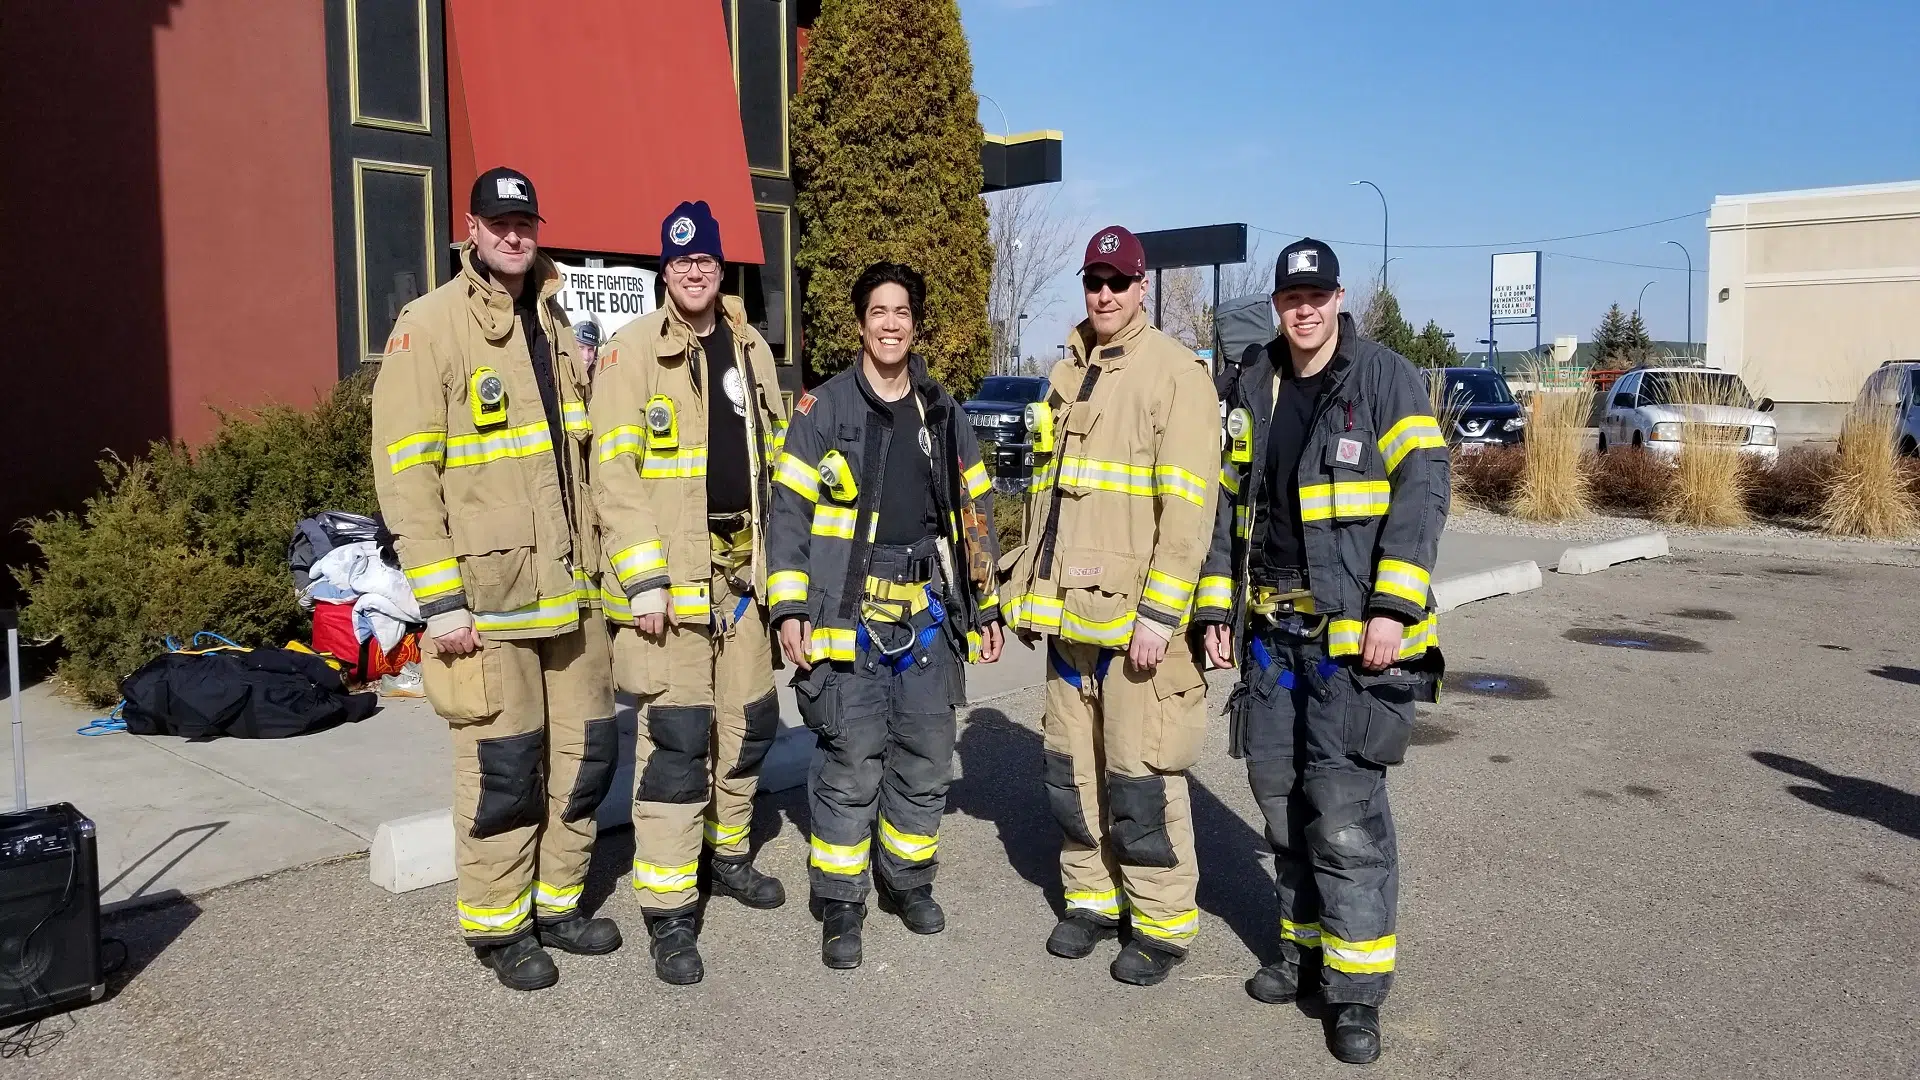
top-left (311, 602), bottom-right (420, 685)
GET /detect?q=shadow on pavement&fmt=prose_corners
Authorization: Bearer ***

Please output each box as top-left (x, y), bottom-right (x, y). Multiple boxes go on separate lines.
top-left (1750, 751), bottom-right (1920, 841)
top-left (99, 890), bottom-right (203, 1000)
top-left (1868, 665), bottom-right (1920, 687)
top-left (102, 822), bottom-right (227, 904)
top-left (950, 706), bottom-right (1277, 959)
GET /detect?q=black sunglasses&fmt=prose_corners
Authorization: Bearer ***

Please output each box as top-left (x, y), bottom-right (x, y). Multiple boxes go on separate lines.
top-left (1082, 272), bottom-right (1138, 294)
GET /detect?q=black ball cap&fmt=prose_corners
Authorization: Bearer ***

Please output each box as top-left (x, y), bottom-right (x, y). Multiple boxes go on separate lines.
top-left (470, 166), bottom-right (543, 221)
top-left (1274, 237), bottom-right (1340, 293)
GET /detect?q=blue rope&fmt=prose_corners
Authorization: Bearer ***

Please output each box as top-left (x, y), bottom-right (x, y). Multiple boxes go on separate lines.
top-left (79, 701), bottom-right (127, 736)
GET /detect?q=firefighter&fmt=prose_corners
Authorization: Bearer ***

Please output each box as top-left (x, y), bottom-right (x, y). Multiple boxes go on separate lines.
top-left (766, 261), bottom-right (1004, 969)
top-left (372, 166), bottom-right (621, 991)
top-left (589, 201), bottom-right (791, 986)
top-left (1001, 226), bottom-right (1221, 986)
top-left (1195, 239), bottom-right (1448, 1065)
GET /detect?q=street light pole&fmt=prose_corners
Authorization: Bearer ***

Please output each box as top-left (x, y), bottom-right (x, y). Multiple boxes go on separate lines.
top-left (1636, 280), bottom-right (1656, 319)
top-left (1015, 313), bottom-right (1029, 373)
top-left (1665, 240), bottom-right (1693, 355)
top-left (1351, 180), bottom-right (1388, 288)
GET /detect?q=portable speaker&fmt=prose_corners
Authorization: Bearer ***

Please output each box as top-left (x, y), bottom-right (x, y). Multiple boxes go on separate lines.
top-left (0, 804), bottom-right (104, 1025)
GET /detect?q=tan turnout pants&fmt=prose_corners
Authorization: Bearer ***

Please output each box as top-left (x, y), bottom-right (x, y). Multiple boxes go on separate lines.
top-left (422, 610), bottom-right (616, 945)
top-left (613, 572), bottom-right (778, 914)
top-left (1042, 637), bottom-right (1208, 953)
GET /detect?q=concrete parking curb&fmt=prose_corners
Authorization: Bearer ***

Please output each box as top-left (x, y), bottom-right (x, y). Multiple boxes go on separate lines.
top-left (1432, 560), bottom-right (1543, 612)
top-left (1557, 532), bottom-right (1670, 575)
top-left (369, 809), bottom-right (454, 894)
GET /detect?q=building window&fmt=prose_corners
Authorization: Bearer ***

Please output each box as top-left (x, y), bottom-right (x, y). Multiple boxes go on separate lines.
top-left (347, 0), bottom-right (430, 133)
top-left (732, 0), bottom-right (789, 178)
top-left (353, 159), bottom-right (436, 360)
top-left (753, 204), bottom-right (793, 363)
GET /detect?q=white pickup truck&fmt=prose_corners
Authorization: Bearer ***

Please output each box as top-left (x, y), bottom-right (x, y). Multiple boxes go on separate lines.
top-left (1596, 367), bottom-right (1779, 465)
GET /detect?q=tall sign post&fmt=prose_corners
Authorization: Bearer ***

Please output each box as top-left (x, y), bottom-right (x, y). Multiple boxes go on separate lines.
top-left (1489, 251), bottom-right (1542, 370)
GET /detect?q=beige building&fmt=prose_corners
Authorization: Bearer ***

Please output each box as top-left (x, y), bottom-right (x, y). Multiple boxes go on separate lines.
top-left (1706, 179), bottom-right (1920, 433)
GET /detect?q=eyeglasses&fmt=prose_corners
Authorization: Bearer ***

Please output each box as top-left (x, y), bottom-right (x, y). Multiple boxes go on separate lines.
top-left (666, 255), bottom-right (720, 275)
top-left (1083, 273), bottom-right (1137, 295)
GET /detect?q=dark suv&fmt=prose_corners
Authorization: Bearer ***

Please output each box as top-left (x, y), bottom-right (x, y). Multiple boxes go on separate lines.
top-left (1430, 367), bottom-right (1526, 448)
top-left (962, 375), bottom-right (1050, 485)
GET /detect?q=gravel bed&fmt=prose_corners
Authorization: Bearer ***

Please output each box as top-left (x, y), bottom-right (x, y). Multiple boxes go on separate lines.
top-left (1449, 503), bottom-right (1919, 547)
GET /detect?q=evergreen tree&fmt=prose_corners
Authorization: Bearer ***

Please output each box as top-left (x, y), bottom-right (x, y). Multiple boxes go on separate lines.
top-left (1358, 284), bottom-right (1416, 356)
top-left (1624, 309), bottom-right (1657, 366)
top-left (1404, 319), bottom-right (1462, 368)
top-left (791, 0), bottom-right (992, 391)
top-left (1591, 303), bottom-right (1633, 367)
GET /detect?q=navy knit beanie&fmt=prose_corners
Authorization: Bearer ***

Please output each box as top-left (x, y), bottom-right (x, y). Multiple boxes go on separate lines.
top-left (661, 201), bottom-right (724, 263)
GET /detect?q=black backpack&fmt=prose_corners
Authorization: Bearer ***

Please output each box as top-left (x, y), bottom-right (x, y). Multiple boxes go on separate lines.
top-left (119, 647), bottom-right (379, 740)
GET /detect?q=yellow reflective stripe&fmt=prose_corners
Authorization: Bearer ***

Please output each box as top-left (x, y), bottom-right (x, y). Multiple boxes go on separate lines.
top-left (1064, 888), bottom-right (1128, 917)
top-left (1030, 458), bottom-right (1058, 492)
top-left (1141, 569), bottom-right (1196, 613)
top-left (1234, 504), bottom-right (1252, 538)
top-left (473, 591), bottom-right (584, 634)
top-left (445, 421), bottom-right (553, 468)
top-left (1196, 575), bottom-right (1234, 613)
top-left (1154, 464), bottom-right (1207, 507)
top-left (1379, 414), bottom-right (1446, 473)
top-left (1219, 466), bottom-right (1242, 496)
top-left (767, 570), bottom-right (809, 606)
top-left (1130, 908), bottom-right (1200, 943)
top-left (610, 540), bottom-right (668, 587)
top-left (1299, 480), bottom-right (1391, 521)
top-left (1058, 456), bottom-right (1155, 496)
top-left (963, 460), bottom-right (991, 500)
top-left (561, 399), bottom-right (590, 433)
top-left (1006, 593), bottom-right (1063, 634)
top-left (705, 818), bottom-right (749, 848)
top-left (811, 505), bottom-right (857, 539)
top-left (598, 425), bottom-right (645, 463)
top-left (775, 452), bottom-right (821, 501)
top-left (639, 447), bottom-right (708, 478)
top-left (809, 835), bottom-right (871, 875)
top-left (878, 818), bottom-right (938, 862)
top-left (1320, 931), bottom-right (1396, 973)
top-left (1280, 918), bottom-right (1322, 946)
top-left (631, 859), bottom-right (699, 893)
top-left (670, 584), bottom-right (710, 619)
top-left (599, 586), bottom-right (632, 620)
top-left (1374, 558), bottom-right (1430, 606)
top-left (808, 626), bottom-right (857, 663)
top-left (1061, 608), bottom-right (1135, 648)
top-left (404, 558), bottom-right (462, 600)
top-left (1326, 615), bottom-right (1438, 659)
top-left (387, 431), bottom-right (446, 474)
top-left (533, 880), bottom-right (583, 914)
top-left (457, 887), bottom-right (532, 932)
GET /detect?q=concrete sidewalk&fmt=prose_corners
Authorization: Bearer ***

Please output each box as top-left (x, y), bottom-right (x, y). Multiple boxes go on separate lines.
top-left (1, 530), bottom-right (1561, 911)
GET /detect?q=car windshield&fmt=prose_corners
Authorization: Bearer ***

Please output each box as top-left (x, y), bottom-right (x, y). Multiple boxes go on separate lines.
top-left (1437, 370), bottom-right (1514, 406)
top-left (1909, 368), bottom-right (1920, 401)
top-left (1638, 371), bottom-right (1756, 408)
top-left (975, 377), bottom-right (1047, 403)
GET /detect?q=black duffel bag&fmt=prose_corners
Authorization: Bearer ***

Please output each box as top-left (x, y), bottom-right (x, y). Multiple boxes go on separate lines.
top-left (119, 647), bottom-right (379, 740)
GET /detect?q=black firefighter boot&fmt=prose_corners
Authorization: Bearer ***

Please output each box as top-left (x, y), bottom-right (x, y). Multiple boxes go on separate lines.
top-left (1328, 1003), bottom-right (1383, 1065)
top-left (878, 882), bottom-right (946, 935)
top-left (1045, 914), bottom-right (1118, 959)
top-left (1109, 939), bottom-right (1185, 987)
top-left (708, 852), bottom-right (787, 909)
top-left (537, 913), bottom-right (623, 956)
top-left (1247, 949), bottom-right (1322, 1004)
top-left (817, 899), bottom-right (865, 970)
top-left (645, 912), bottom-right (704, 985)
top-left (475, 935), bottom-right (559, 992)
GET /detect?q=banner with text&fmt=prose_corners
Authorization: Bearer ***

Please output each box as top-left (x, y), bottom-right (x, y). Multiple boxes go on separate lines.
top-left (555, 263), bottom-right (657, 339)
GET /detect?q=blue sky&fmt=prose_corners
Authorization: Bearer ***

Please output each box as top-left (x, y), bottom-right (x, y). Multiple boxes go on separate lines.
top-left (959, 0), bottom-right (1920, 355)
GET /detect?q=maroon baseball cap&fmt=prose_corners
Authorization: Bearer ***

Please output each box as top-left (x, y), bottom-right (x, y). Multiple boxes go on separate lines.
top-left (1080, 225), bottom-right (1147, 278)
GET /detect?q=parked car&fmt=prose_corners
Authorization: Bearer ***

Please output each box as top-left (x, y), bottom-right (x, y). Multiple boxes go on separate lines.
top-left (961, 375), bottom-right (1051, 485)
top-left (1596, 367), bottom-right (1778, 465)
top-left (1430, 367), bottom-right (1525, 448)
top-left (1857, 361), bottom-right (1920, 456)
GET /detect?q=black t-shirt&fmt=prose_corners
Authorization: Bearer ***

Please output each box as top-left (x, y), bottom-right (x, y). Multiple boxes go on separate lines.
top-left (1259, 368), bottom-right (1327, 573)
top-left (701, 319), bottom-right (752, 517)
top-left (514, 283), bottom-right (569, 504)
top-left (870, 373), bottom-right (936, 545)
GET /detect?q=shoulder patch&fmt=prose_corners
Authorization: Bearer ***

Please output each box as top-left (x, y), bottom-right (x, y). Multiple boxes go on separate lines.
top-left (795, 392), bottom-right (817, 416)
top-left (384, 332), bottom-right (412, 355)
top-left (598, 347), bottom-right (619, 372)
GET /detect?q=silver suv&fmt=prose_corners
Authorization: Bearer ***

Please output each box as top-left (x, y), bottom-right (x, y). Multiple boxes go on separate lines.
top-left (1597, 367), bottom-right (1779, 465)
top-left (1858, 361), bottom-right (1920, 456)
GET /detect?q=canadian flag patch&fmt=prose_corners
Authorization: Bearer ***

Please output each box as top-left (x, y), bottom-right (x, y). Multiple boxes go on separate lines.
top-left (795, 392), bottom-right (817, 416)
top-left (1335, 437), bottom-right (1364, 465)
top-left (384, 333), bottom-right (411, 354)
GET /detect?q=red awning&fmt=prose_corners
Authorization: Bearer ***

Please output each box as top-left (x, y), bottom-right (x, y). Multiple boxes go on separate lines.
top-left (447, 0), bottom-right (763, 263)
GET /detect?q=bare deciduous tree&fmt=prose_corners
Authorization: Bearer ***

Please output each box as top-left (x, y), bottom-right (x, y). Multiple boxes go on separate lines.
top-left (986, 186), bottom-right (1083, 374)
top-left (1146, 240), bottom-right (1269, 352)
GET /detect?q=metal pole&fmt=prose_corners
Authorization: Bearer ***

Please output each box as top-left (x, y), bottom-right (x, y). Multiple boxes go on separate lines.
top-left (8, 623), bottom-right (24, 812)
top-left (1351, 180), bottom-right (1387, 287)
top-left (1153, 268), bottom-right (1163, 329)
top-left (1211, 263), bottom-right (1222, 370)
top-left (1636, 280), bottom-right (1655, 318)
top-left (1666, 240), bottom-right (1693, 354)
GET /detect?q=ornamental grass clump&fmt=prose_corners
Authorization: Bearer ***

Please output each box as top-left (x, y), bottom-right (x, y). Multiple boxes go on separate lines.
top-left (1660, 370), bottom-right (1750, 527)
top-left (1510, 358), bottom-right (1594, 522)
top-left (1822, 400), bottom-right (1919, 538)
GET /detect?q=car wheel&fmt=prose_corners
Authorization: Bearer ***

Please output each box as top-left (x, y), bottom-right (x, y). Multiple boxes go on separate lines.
top-left (1596, 433), bottom-right (1609, 454)
top-left (1902, 437), bottom-right (1918, 458)
top-left (1632, 432), bottom-right (1643, 449)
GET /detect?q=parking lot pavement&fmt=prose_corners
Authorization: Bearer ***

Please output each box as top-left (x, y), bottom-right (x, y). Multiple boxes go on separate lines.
top-left (12, 552), bottom-right (1917, 1080)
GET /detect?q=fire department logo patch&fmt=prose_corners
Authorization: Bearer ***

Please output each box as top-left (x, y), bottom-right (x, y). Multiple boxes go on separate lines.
top-left (1097, 232), bottom-right (1120, 255)
top-left (1335, 437), bottom-right (1364, 465)
top-left (384, 333), bottom-right (411, 354)
top-left (794, 392), bottom-right (817, 416)
top-left (668, 215), bottom-right (697, 247)
top-left (1287, 249), bottom-right (1320, 275)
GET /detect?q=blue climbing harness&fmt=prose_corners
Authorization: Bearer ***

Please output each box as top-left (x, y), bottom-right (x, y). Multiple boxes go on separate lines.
top-left (857, 587), bottom-right (946, 675)
top-left (1048, 643), bottom-right (1116, 692)
top-left (1249, 634), bottom-right (1338, 690)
